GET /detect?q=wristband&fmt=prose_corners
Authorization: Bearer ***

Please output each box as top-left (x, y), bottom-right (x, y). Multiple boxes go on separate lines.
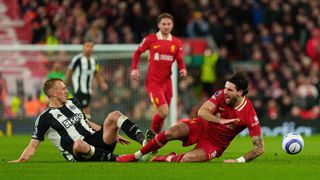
top-left (236, 156), bottom-right (246, 163)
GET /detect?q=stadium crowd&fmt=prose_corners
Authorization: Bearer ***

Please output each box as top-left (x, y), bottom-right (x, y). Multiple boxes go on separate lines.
top-left (1, 0), bottom-right (319, 123)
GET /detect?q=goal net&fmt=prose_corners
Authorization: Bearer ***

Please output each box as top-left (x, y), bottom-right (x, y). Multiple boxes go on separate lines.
top-left (0, 44), bottom-right (178, 131)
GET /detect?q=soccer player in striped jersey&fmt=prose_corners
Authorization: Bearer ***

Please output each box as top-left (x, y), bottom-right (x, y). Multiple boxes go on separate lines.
top-left (117, 71), bottom-right (264, 163)
top-left (65, 40), bottom-right (107, 120)
top-left (131, 13), bottom-right (187, 133)
top-left (9, 78), bottom-right (154, 162)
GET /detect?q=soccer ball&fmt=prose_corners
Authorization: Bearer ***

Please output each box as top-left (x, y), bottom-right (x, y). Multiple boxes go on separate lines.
top-left (282, 132), bottom-right (304, 155)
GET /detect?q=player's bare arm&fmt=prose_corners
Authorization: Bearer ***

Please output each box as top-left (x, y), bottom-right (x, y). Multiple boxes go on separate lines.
top-left (86, 120), bottom-right (102, 131)
top-left (244, 135), bottom-right (265, 162)
top-left (64, 68), bottom-right (73, 86)
top-left (8, 139), bottom-right (40, 163)
top-left (130, 69), bottom-right (140, 80)
top-left (94, 70), bottom-right (108, 91)
top-left (179, 69), bottom-right (187, 77)
top-left (198, 100), bottom-right (237, 124)
top-left (224, 135), bottom-right (264, 163)
top-left (117, 135), bottom-right (131, 145)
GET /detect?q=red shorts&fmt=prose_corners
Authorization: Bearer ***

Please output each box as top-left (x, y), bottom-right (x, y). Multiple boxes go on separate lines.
top-left (146, 83), bottom-right (172, 108)
top-left (182, 118), bottom-right (223, 160)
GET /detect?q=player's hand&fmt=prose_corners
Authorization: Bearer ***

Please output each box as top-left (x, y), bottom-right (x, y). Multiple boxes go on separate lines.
top-left (131, 69), bottom-right (140, 80)
top-left (179, 69), bottom-right (187, 78)
top-left (223, 159), bottom-right (238, 163)
top-left (8, 159), bottom-right (23, 163)
top-left (219, 118), bottom-right (238, 124)
top-left (117, 135), bottom-right (131, 145)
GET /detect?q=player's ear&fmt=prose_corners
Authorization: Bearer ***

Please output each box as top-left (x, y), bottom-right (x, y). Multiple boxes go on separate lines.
top-left (237, 90), bottom-right (243, 96)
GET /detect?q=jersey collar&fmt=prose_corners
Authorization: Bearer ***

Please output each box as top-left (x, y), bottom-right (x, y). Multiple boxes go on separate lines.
top-left (235, 96), bottom-right (247, 111)
top-left (156, 31), bottom-right (172, 41)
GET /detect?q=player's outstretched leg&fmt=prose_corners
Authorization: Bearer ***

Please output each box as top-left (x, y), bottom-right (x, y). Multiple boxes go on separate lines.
top-left (152, 152), bottom-right (177, 162)
top-left (117, 131), bottom-right (168, 162)
top-left (117, 123), bottom-right (189, 162)
top-left (140, 129), bottom-right (157, 161)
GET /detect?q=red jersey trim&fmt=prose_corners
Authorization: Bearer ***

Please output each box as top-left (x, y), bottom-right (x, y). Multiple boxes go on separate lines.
top-left (235, 97), bottom-right (247, 111)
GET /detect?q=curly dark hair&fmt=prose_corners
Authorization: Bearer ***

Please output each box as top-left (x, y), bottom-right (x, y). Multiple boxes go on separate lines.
top-left (227, 70), bottom-right (249, 96)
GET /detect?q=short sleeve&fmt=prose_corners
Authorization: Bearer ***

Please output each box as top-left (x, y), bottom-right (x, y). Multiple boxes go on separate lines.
top-left (32, 113), bottom-right (50, 141)
top-left (246, 107), bottom-right (262, 137)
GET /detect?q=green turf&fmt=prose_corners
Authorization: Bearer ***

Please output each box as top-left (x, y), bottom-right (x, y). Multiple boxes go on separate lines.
top-left (1, 134), bottom-right (319, 179)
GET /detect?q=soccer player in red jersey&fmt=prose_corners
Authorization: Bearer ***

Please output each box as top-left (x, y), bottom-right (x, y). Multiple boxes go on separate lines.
top-left (117, 71), bottom-right (264, 163)
top-left (131, 13), bottom-right (187, 133)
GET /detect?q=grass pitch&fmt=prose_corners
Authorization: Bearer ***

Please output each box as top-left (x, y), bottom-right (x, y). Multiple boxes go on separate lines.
top-left (1, 134), bottom-right (320, 179)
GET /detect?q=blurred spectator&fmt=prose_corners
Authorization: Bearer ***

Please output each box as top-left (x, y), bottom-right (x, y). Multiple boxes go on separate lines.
top-left (187, 11), bottom-right (210, 38)
top-left (0, 73), bottom-right (7, 119)
top-left (10, 95), bottom-right (22, 118)
top-left (200, 49), bottom-right (218, 98)
top-left (306, 28), bottom-right (320, 68)
top-left (47, 61), bottom-right (65, 80)
top-left (216, 47), bottom-right (232, 89)
top-left (24, 95), bottom-right (41, 117)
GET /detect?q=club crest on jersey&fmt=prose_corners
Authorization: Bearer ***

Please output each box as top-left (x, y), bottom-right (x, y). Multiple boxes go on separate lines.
top-left (212, 90), bottom-right (222, 99)
top-left (170, 45), bottom-right (176, 53)
top-left (209, 151), bottom-right (217, 159)
top-left (69, 104), bottom-right (77, 110)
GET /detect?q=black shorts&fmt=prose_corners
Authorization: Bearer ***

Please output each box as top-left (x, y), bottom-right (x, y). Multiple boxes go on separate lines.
top-left (73, 129), bottom-right (117, 161)
top-left (73, 92), bottom-right (91, 108)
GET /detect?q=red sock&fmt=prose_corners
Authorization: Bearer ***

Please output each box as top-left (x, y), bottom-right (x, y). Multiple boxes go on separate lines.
top-left (141, 132), bottom-right (167, 154)
top-left (170, 153), bottom-right (185, 162)
top-left (151, 114), bottom-right (165, 133)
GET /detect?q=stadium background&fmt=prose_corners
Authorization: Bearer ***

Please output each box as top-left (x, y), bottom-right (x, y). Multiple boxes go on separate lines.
top-left (0, 0), bottom-right (320, 137)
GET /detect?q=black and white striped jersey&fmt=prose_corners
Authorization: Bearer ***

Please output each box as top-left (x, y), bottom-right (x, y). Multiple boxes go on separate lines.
top-left (68, 53), bottom-right (97, 94)
top-left (32, 98), bottom-right (96, 161)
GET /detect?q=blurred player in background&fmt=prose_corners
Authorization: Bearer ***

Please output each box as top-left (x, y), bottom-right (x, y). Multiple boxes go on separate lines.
top-left (9, 78), bottom-right (154, 162)
top-left (131, 13), bottom-right (187, 133)
top-left (64, 40), bottom-right (108, 120)
top-left (117, 71), bottom-right (264, 163)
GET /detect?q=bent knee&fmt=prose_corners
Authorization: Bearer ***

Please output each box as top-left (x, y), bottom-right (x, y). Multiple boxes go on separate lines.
top-left (73, 140), bottom-right (89, 153)
top-left (105, 111), bottom-right (122, 124)
top-left (157, 106), bottom-right (169, 118)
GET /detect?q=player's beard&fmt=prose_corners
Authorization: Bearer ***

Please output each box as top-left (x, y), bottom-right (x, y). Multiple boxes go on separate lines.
top-left (226, 96), bottom-right (237, 107)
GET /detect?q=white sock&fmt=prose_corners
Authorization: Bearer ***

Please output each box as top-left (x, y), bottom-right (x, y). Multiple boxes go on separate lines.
top-left (116, 113), bottom-right (128, 128)
top-left (82, 145), bottom-right (95, 159)
top-left (134, 151), bottom-right (143, 159)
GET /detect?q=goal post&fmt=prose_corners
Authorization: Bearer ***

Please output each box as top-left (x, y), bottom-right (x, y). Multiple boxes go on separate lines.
top-left (0, 44), bottom-right (178, 130)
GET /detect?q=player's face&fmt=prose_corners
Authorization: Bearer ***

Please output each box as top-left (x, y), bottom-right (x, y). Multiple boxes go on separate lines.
top-left (83, 42), bottom-right (94, 56)
top-left (52, 81), bottom-right (68, 103)
top-left (158, 18), bottom-right (173, 35)
top-left (224, 81), bottom-right (240, 106)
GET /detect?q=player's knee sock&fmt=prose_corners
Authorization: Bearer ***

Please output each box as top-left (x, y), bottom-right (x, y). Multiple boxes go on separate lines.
top-left (151, 114), bottom-right (165, 134)
top-left (170, 153), bottom-right (185, 162)
top-left (140, 132), bottom-right (167, 155)
top-left (117, 117), bottom-right (144, 145)
top-left (82, 145), bottom-right (117, 161)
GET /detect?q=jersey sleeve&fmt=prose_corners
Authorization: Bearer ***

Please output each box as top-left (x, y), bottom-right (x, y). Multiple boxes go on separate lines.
top-left (175, 39), bottom-right (186, 70)
top-left (246, 106), bottom-right (262, 137)
top-left (132, 35), bottom-right (152, 69)
top-left (208, 90), bottom-right (224, 112)
top-left (68, 55), bottom-right (80, 71)
top-left (32, 113), bottom-right (50, 141)
top-left (70, 98), bottom-right (82, 109)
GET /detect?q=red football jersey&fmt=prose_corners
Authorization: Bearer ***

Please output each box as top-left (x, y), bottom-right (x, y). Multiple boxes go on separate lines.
top-left (203, 90), bottom-right (262, 150)
top-left (132, 32), bottom-right (186, 86)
